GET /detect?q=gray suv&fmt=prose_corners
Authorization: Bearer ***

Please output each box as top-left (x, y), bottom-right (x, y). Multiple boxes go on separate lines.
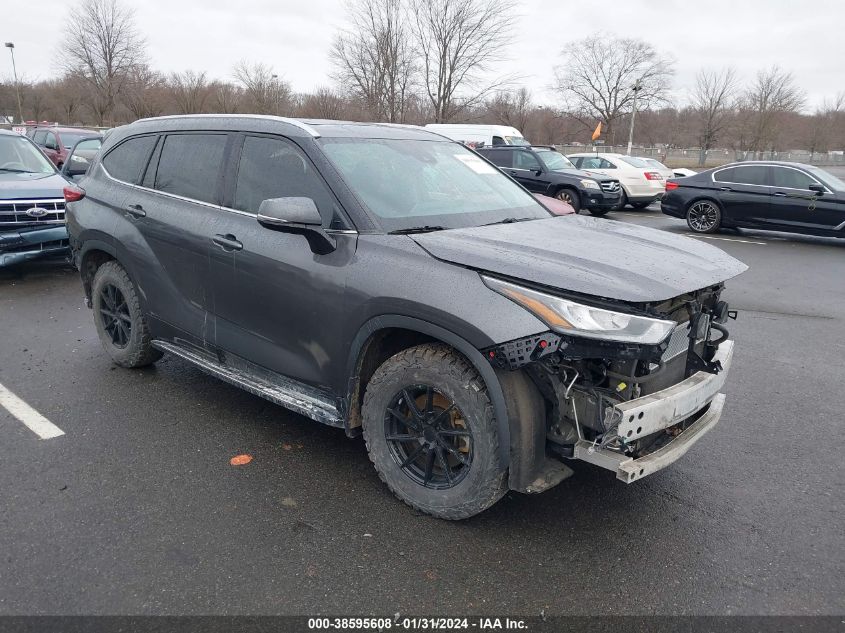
top-left (66, 115), bottom-right (746, 519)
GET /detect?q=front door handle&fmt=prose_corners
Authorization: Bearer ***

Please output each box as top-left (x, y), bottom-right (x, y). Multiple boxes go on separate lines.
top-left (773, 192), bottom-right (787, 197)
top-left (719, 187), bottom-right (732, 192)
top-left (125, 204), bottom-right (146, 218)
top-left (212, 233), bottom-right (243, 252)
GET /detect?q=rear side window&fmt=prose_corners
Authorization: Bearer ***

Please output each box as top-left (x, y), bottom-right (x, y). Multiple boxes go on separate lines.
top-left (33, 130), bottom-right (47, 145)
top-left (713, 167), bottom-right (735, 182)
top-left (233, 135), bottom-right (340, 227)
top-left (772, 167), bottom-right (819, 190)
top-left (513, 150), bottom-right (542, 171)
top-left (483, 150), bottom-right (512, 168)
top-left (103, 135), bottom-right (158, 185)
top-left (154, 134), bottom-right (227, 204)
top-left (731, 165), bottom-right (769, 186)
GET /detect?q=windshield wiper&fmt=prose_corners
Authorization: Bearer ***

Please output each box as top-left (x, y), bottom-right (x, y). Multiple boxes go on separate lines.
top-left (388, 225), bottom-right (447, 235)
top-left (482, 217), bottom-right (533, 226)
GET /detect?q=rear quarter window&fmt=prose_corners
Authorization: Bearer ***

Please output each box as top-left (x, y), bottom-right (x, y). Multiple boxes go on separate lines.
top-left (102, 135), bottom-right (158, 185)
top-left (482, 150), bottom-right (513, 168)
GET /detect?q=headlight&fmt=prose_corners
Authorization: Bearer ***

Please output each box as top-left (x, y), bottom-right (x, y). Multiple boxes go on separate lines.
top-left (580, 179), bottom-right (601, 190)
top-left (483, 276), bottom-right (675, 345)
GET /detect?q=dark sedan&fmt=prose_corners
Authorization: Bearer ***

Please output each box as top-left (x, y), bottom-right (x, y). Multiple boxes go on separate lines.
top-left (661, 161), bottom-right (845, 238)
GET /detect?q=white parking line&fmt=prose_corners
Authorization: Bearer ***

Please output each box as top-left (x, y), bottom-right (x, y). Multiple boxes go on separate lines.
top-left (0, 382), bottom-right (65, 440)
top-left (684, 234), bottom-right (767, 245)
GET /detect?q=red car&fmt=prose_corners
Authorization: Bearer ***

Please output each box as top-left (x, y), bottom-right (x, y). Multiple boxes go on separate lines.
top-left (28, 126), bottom-right (98, 168)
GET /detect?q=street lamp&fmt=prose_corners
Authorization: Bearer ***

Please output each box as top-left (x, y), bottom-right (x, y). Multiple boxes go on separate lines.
top-left (4, 42), bottom-right (24, 125)
top-left (626, 79), bottom-right (643, 156)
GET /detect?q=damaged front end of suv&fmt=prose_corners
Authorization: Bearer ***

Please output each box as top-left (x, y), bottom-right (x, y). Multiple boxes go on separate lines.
top-left (483, 278), bottom-right (737, 484)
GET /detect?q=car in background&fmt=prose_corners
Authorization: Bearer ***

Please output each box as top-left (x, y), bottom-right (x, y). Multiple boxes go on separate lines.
top-left (568, 153), bottom-right (666, 209)
top-left (477, 145), bottom-right (621, 215)
top-left (672, 168), bottom-right (698, 178)
top-left (424, 124), bottom-right (529, 147)
top-left (28, 126), bottom-right (98, 169)
top-left (61, 136), bottom-right (104, 182)
top-left (641, 157), bottom-right (674, 180)
top-left (0, 129), bottom-right (71, 267)
top-left (661, 161), bottom-right (845, 238)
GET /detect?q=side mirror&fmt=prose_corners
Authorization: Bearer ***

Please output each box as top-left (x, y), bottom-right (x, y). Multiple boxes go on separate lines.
top-left (808, 183), bottom-right (826, 196)
top-left (256, 197), bottom-right (336, 254)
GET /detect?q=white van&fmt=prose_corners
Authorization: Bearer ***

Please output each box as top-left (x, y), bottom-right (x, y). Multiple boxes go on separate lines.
top-left (423, 124), bottom-right (529, 147)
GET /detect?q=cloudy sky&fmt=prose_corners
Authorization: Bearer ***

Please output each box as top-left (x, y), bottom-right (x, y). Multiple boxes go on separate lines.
top-left (5, 0), bottom-right (844, 110)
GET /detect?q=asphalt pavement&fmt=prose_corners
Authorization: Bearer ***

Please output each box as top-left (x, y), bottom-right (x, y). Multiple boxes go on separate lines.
top-left (0, 208), bottom-right (843, 616)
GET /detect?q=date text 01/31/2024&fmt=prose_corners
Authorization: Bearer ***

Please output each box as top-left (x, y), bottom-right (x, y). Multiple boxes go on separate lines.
top-left (307, 617), bottom-right (528, 630)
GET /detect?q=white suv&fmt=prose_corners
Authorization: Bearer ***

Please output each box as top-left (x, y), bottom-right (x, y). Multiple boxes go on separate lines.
top-left (568, 153), bottom-right (666, 209)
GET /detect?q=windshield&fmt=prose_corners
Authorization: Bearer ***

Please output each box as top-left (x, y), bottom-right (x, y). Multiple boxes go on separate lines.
top-left (319, 138), bottom-right (550, 231)
top-left (535, 149), bottom-right (575, 171)
top-left (805, 165), bottom-right (845, 191)
top-left (618, 156), bottom-right (650, 168)
top-left (504, 136), bottom-right (531, 146)
top-left (0, 135), bottom-right (56, 174)
top-left (61, 132), bottom-right (92, 149)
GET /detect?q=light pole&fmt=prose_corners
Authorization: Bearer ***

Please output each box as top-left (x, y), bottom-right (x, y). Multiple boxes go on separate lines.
top-left (4, 42), bottom-right (24, 125)
top-left (626, 79), bottom-right (643, 156)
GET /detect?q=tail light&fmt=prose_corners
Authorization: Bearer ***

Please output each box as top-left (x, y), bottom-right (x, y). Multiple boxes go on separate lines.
top-left (63, 185), bottom-right (85, 202)
top-left (665, 181), bottom-right (679, 191)
top-left (644, 171), bottom-right (663, 181)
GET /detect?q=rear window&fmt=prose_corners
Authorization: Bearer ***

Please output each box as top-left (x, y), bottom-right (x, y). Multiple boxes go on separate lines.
top-left (153, 134), bottom-right (228, 204)
top-left (618, 156), bottom-right (650, 168)
top-left (102, 135), bottom-right (158, 184)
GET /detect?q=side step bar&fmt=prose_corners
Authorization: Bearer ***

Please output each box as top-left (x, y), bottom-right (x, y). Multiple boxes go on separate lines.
top-left (152, 340), bottom-right (343, 427)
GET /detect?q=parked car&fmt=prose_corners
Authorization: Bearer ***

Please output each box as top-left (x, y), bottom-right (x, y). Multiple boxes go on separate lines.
top-left (28, 126), bottom-right (98, 169)
top-left (67, 115), bottom-right (746, 519)
top-left (477, 145), bottom-right (621, 215)
top-left (424, 124), bottom-right (529, 147)
top-left (568, 152), bottom-right (666, 209)
top-left (61, 136), bottom-right (104, 182)
top-left (0, 129), bottom-right (71, 267)
top-left (640, 157), bottom-right (674, 180)
top-left (533, 193), bottom-right (574, 215)
top-left (672, 168), bottom-right (698, 178)
top-left (661, 161), bottom-right (845, 237)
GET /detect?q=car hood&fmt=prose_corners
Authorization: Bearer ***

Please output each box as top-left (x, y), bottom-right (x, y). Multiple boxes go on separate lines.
top-left (411, 216), bottom-right (748, 303)
top-left (0, 171), bottom-right (68, 199)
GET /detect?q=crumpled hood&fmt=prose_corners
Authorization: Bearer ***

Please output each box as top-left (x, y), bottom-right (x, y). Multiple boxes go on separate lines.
top-left (411, 216), bottom-right (748, 303)
top-left (0, 172), bottom-right (68, 199)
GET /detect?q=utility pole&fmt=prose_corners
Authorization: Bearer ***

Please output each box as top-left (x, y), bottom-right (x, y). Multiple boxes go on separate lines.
top-left (626, 79), bottom-right (643, 156)
top-left (4, 42), bottom-right (24, 125)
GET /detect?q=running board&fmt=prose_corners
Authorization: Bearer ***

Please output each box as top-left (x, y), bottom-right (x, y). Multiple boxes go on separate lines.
top-left (152, 340), bottom-right (343, 427)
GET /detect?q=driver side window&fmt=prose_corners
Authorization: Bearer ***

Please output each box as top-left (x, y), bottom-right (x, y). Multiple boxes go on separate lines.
top-left (513, 150), bottom-right (542, 171)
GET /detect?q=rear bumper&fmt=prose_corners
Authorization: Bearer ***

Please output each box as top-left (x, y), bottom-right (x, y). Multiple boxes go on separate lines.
top-left (0, 225), bottom-right (70, 267)
top-left (574, 340), bottom-right (734, 482)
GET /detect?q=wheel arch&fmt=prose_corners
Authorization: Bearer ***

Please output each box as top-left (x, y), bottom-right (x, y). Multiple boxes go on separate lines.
top-left (345, 315), bottom-right (512, 469)
top-left (78, 239), bottom-right (119, 307)
top-left (685, 195), bottom-right (729, 227)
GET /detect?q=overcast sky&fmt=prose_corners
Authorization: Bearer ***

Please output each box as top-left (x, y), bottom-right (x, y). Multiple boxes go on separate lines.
top-left (5, 0), bottom-right (844, 111)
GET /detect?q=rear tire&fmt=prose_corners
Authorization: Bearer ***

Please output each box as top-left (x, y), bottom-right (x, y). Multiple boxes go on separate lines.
top-left (91, 261), bottom-right (163, 368)
top-left (361, 343), bottom-right (507, 520)
top-left (616, 190), bottom-right (629, 210)
top-left (555, 188), bottom-right (581, 213)
top-left (686, 199), bottom-right (722, 233)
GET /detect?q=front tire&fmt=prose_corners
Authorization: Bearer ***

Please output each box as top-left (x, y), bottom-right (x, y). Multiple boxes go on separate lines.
top-left (91, 261), bottom-right (163, 368)
top-left (555, 188), bottom-right (581, 213)
top-left (361, 344), bottom-right (507, 520)
top-left (616, 190), bottom-right (629, 210)
top-left (686, 199), bottom-right (722, 233)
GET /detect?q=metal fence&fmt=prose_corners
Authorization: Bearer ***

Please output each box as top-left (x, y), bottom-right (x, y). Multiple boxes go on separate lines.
top-left (555, 145), bottom-right (845, 169)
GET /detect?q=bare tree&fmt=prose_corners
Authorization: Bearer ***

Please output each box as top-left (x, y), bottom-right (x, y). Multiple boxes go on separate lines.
top-left (170, 70), bottom-right (210, 114)
top-left (411, 0), bottom-right (517, 123)
top-left (121, 65), bottom-right (165, 121)
top-left (740, 66), bottom-right (805, 158)
top-left (210, 81), bottom-right (242, 114)
top-left (48, 75), bottom-right (88, 124)
top-left (554, 34), bottom-right (674, 144)
top-left (803, 92), bottom-right (844, 160)
top-left (233, 62), bottom-right (292, 115)
top-left (691, 68), bottom-right (738, 165)
top-left (331, 0), bottom-right (415, 122)
top-left (485, 87), bottom-right (531, 131)
top-left (58, 0), bottom-right (147, 125)
top-left (299, 86), bottom-right (346, 119)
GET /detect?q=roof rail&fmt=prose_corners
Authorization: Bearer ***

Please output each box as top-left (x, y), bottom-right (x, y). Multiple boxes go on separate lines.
top-left (133, 114), bottom-right (321, 138)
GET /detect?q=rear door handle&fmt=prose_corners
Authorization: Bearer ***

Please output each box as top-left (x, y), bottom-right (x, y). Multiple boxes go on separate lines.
top-left (125, 204), bottom-right (146, 218)
top-left (719, 187), bottom-right (732, 192)
top-left (773, 192), bottom-right (787, 197)
top-left (212, 233), bottom-right (243, 252)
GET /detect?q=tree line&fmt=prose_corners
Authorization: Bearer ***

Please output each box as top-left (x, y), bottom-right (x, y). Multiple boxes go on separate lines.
top-left (1, 0), bottom-right (843, 163)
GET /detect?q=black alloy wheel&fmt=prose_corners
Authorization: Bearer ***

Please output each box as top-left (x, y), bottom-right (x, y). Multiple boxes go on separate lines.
top-left (687, 200), bottom-right (722, 233)
top-left (98, 283), bottom-right (132, 348)
top-left (384, 385), bottom-right (473, 490)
